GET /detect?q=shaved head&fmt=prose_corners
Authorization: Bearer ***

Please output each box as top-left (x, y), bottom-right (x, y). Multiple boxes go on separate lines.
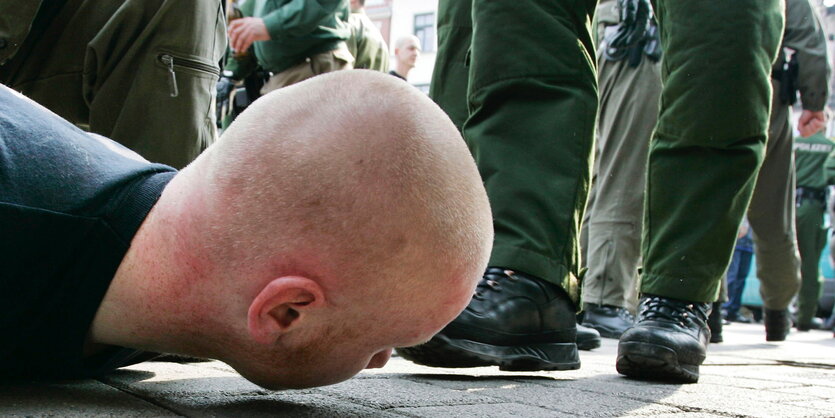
top-left (143, 70), bottom-right (493, 388)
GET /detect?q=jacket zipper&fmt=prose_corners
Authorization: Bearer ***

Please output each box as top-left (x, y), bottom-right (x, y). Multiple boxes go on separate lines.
top-left (158, 54), bottom-right (220, 98)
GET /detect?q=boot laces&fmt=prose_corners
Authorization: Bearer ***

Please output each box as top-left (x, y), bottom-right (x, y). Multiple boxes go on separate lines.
top-left (473, 268), bottom-right (519, 300)
top-left (639, 296), bottom-right (707, 327)
top-left (618, 307), bottom-right (636, 323)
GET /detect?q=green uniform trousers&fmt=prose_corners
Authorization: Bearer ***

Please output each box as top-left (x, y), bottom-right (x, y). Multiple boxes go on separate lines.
top-left (641, 0), bottom-right (784, 303)
top-left (0, 0), bottom-right (226, 169)
top-left (432, 0), bottom-right (598, 301)
top-left (795, 199), bottom-right (826, 325)
top-left (581, 43), bottom-right (662, 311)
top-left (747, 82), bottom-right (802, 310)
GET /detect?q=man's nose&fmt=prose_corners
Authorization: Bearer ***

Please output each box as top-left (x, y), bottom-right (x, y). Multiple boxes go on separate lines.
top-left (366, 348), bottom-right (393, 369)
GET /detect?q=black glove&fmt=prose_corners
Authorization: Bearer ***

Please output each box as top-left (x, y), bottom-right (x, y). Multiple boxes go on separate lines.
top-left (604, 0), bottom-right (652, 62)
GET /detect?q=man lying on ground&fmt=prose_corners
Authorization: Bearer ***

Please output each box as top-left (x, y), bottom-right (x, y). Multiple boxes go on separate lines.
top-left (0, 70), bottom-right (493, 390)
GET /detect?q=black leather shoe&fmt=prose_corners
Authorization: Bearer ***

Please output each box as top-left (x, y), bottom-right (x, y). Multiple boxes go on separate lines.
top-left (616, 295), bottom-right (710, 383)
top-left (576, 324), bottom-right (601, 351)
top-left (764, 308), bottom-right (791, 341)
top-left (581, 303), bottom-right (636, 338)
top-left (707, 302), bottom-right (723, 343)
top-left (724, 311), bottom-right (751, 324)
top-left (795, 317), bottom-right (824, 331)
top-left (396, 267), bottom-right (580, 371)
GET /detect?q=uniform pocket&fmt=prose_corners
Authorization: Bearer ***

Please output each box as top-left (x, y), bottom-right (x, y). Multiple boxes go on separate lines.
top-left (156, 52), bottom-right (219, 98)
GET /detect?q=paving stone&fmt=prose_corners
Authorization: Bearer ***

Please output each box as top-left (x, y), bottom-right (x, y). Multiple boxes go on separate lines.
top-left (160, 392), bottom-right (394, 418)
top-left (695, 372), bottom-right (804, 390)
top-left (101, 362), bottom-right (389, 417)
top-left (317, 376), bottom-right (498, 409)
top-left (782, 399), bottom-right (835, 413)
top-left (620, 413), bottom-right (726, 418)
top-left (465, 383), bottom-right (681, 416)
top-left (0, 380), bottom-right (177, 417)
top-left (775, 384), bottom-right (835, 399)
top-left (702, 364), bottom-right (835, 388)
top-left (391, 402), bottom-right (560, 418)
top-left (637, 389), bottom-right (817, 418)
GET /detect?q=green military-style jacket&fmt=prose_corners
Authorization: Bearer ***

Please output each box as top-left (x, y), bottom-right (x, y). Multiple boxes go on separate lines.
top-left (0, 2), bottom-right (41, 65)
top-left (248, 0), bottom-right (351, 74)
top-left (822, 137), bottom-right (835, 185)
top-left (777, 0), bottom-right (831, 112)
top-left (796, 132), bottom-right (835, 189)
top-left (346, 12), bottom-right (389, 72)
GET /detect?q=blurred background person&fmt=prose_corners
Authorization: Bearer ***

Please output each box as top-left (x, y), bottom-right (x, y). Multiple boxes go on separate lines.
top-left (795, 128), bottom-right (835, 331)
top-left (227, 0), bottom-right (354, 94)
top-left (389, 35), bottom-right (421, 81)
top-left (348, 0), bottom-right (390, 72)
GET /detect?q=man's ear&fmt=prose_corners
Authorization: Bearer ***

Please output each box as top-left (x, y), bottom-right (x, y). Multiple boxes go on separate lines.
top-left (247, 276), bottom-right (325, 345)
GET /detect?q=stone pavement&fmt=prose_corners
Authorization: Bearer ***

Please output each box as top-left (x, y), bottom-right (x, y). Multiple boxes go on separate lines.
top-left (2, 322), bottom-right (833, 417)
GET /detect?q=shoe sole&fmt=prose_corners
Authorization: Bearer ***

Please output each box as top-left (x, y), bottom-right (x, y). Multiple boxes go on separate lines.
top-left (397, 334), bottom-right (580, 371)
top-left (616, 341), bottom-right (700, 383)
top-left (577, 338), bottom-right (601, 351)
top-left (581, 322), bottom-right (625, 339)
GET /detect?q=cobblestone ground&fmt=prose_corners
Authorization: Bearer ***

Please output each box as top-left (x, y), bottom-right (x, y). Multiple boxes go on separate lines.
top-left (2, 322), bottom-right (834, 417)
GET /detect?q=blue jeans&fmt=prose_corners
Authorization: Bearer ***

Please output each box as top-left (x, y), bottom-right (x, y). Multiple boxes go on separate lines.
top-left (723, 248), bottom-right (754, 316)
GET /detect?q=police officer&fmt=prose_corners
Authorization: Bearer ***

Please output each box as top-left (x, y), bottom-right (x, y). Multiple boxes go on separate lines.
top-left (227, 0), bottom-right (353, 94)
top-left (0, 0), bottom-right (226, 169)
top-left (346, 0), bottom-right (389, 72)
top-left (580, 0), bottom-right (661, 339)
top-left (745, 0), bottom-right (829, 341)
top-left (397, 0), bottom-right (784, 384)
top-left (795, 130), bottom-right (835, 331)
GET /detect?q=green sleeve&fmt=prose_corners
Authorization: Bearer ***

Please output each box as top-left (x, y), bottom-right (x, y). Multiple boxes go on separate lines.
top-left (783, 0), bottom-right (830, 111)
top-left (825, 146), bottom-right (835, 185)
top-left (260, 0), bottom-right (347, 40)
top-left (239, 0), bottom-right (255, 17)
top-left (0, 1), bottom-right (43, 65)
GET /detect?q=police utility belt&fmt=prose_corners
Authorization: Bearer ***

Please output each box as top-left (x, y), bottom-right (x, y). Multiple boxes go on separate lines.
top-left (795, 186), bottom-right (826, 207)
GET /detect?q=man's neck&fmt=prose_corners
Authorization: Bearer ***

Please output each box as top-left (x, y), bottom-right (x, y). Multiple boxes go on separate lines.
top-left (394, 64), bottom-right (412, 80)
top-left (85, 179), bottom-right (214, 359)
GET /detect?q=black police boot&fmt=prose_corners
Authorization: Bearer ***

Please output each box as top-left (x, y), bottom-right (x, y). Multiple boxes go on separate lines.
top-left (576, 323), bottom-right (602, 351)
top-left (396, 267), bottom-right (580, 371)
top-left (795, 317), bottom-right (824, 332)
top-left (764, 308), bottom-right (791, 341)
top-left (616, 295), bottom-right (711, 383)
top-left (707, 302), bottom-right (723, 343)
top-left (581, 303), bottom-right (636, 338)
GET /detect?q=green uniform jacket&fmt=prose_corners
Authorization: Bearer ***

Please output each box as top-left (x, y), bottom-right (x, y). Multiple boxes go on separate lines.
top-left (776, 0), bottom-right (831, 112)
top-left (822, 141), bottom-right (835, 185)
top-left (248, 0), bottom-right (350, 74)
top-left (346, 12), bottom-right (389, 72)
top-left (0, 2), bottom-right (41, 65)
top-left (796, 132), bottom-right (835, 189)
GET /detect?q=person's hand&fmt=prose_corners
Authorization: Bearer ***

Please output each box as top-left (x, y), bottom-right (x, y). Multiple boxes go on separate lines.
top-left (228, 17), bottom-right (270, 54)
top-left (797, 109), bottom-right (826, 138)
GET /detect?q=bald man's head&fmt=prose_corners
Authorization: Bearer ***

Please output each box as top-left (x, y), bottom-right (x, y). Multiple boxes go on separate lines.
top-left (394, 35), bottom-right (421, 74)
top-left (163, 70), bottom-right (492, 389)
